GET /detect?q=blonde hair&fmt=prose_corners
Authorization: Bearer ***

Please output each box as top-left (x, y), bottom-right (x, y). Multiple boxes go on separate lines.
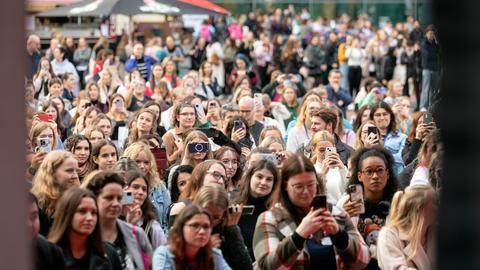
top-left (259, 136), bottom-right (285, 150)
top-left (29, 121), bottom-right (57, 150)
top-left (354, 120), bottom-right (381, 150)
top-left (80, 170), bottom-right (102, 189)
top-left (31, 150), bottom-right (76, 218)
top-left (310, 131), bottom-right (335, 163)
top-left (386, 79), bottom-right (403, 98)
top-left (386, 185), bottom-right (437, 261)
top-left (181, 130), bottom-right (213, 164)
top-left (122, 142), bottom-right (161, 187)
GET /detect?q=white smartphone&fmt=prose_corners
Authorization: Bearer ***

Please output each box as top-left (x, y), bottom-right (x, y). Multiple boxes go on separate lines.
top-left (122, 191), bottom-right (134, 205)
top-left (194, 103), bottom-right (205, 118)
top-left (325, 147), bottom-right (336, 156)
top-left (36, 138), bottom-right (52, 153)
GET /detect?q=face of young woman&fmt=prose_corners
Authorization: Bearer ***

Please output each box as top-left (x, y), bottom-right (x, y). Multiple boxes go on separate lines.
top-left (268, 142), bottom-right (284, 154)
top-left (305, 101), bottom-right (321, 121)
top-left (361, 123), bottom-right (377, 143)
top-left (127, 178), bottom-right (148, 206)
top-left (65, 75), bottom-right (75, 90)
top-left (95, 145), bottom-right (117, 170)
top-left (70, 197), bottom-right (97, 237)
top-left (283, 88), bottom-right (296, 103)
top-left (74, 140), bottom-right (90, 165)
top-left (250, 168), bottom-right (275, 198)
top-left (153, 65), bottom-right (162, 78)
top-left (96, 119), bottom-right (112, 139)
top-left (203, 62), bottom-right (212, 75)
top-left (392, 82), bottom-right (403, 97)
top-left (166, 61), bottom-right (175, 74)
top-left (85, 110), bottom-right (98, 127)
top-left (49, 83), bottom-right (63, 98)
top-left (314, 141), bottom-right (334, 162)
top-left (357, 156), bottom-right (389, 196)
top-left (54, 157), bottom-right (80, 192)
top-left (235, 59), bottom-right (246, 70)
top-left (134, 150), bottom-right (151, 174)
top-left (183, 214), bottom-right (212, 249)
top-left (134, 82), bottom-right (146, 96)
top-left (88, 85), bottom-right (100, 101)
top-left (177, 107), bottom-right (196, 128)
top-left (219, 150), bottom-right (239, 179)
top-left (45, 106), bottom-right (58, 121)
top-left (361, 109), bottom-right (371, 124)
top-left (89, 130), bottom-right (104, 147)
top-left (137, 112), bottom-right (154, 134)
top-left (372, 108), bottom-right (391, 131)
top-left (176, 172), bottom-right (191, 193)
top-left (97, 183), bottom-right (123, 221)
top-left (203, 163), bottom-right (227, 187)
top-left (51, 98), bottom-right (64, 113)
top-left (286, 172), bottom-right (318, 209)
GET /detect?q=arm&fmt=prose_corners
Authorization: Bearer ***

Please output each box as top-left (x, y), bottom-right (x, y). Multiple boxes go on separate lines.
top-left (337, 89), bottom-right (353, 105)
top-left (125, 58), bottom-right (137, 73)
top-left (295, 81), bottom-right (307, 97)
top-left (261, 81), bottom-right (279, 97)
top-left (221, 225), bottom-right (253, 270)
top-left (377, 228), bottom-right (417, 270)
top-left (253, 212), bottom-right (302, 270)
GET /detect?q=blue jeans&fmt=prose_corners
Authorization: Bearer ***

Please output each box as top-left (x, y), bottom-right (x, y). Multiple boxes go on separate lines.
top-left (420, 69), bottom-right (439, 110)
top-left (340, 63), bottom-right (349, 91)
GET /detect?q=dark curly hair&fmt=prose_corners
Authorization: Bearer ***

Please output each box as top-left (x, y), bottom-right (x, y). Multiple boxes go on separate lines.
top-left (347, 146), bottom-right (399, 202)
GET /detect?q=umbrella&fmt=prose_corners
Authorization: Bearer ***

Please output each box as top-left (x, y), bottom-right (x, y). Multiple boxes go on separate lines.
top-left (36, 0), bottom-right (227, 17)
top-left (36, 0), bottom-right (180, 16)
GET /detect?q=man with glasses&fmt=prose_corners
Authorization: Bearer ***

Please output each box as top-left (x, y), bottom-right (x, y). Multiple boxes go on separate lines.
top-left (239, 96), bottom-right (264, 145)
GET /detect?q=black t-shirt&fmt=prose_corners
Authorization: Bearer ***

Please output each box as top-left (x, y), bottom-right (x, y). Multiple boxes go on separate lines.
top-left (73, 252), bottom-right (90, 270)
top-left (128, 95), bottom-right (152, 112)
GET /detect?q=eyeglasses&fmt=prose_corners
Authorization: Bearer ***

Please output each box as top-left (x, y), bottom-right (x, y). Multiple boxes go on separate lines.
top-left (361, 167), bottom-right (388, 177)
top-left (179, 112), bottom-right (196, 116)
top-left (207, 171), bottom-right (227, 182)
top-left (290, 182), bottom-right (316, 194)
top-left (185, 222), bottom-right (211, 233)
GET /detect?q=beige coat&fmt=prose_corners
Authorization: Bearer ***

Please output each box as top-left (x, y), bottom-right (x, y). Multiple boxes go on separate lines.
top-left (376, 226), bottom-right (435, 270)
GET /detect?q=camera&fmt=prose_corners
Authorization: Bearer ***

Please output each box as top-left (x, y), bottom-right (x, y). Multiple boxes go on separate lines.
top-left (188, 142), bottom-right (209, 154)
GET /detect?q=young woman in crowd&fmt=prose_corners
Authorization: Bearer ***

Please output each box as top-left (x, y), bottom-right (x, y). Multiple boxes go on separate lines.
top-left (153, 203), bottom-right (231, 270)
top-left (253, 154), bottom-right (370, 269)
top-left (333, 106), bottom-right (356, 148)
top-left (224, 116), bottom-right (254, 150)
top-left (125, 108), bottom-right (157, 148)
top-left (214, 146), bottom-right (242, 194)
top-left (28, 121), bottom-right (58, 177)
top-left (281, 85), bottom-right (300, 127)
top-left (126, 78), bottom-right (152, 112)
top-left (148, 63), bottom-right (164, 91)
top-left (74, 106), bottom-right (101, 135)
top-left (161, 57), bottom-right (182, 90)
top-left (234, 160), bottom-right (279, 261)
top-left (193, 185), bottom-right (252, 270)
top-left (31, 150), bottom-right (80, 235)
top-left (85, 81), bottom-right (108, 113)
top-left (370, 101), bottom-right (407, 175)
top-left (64, 134), bottom-right (93, 182)
top-left (142, 101), bottom-right (167, 137)
top-left (162, 103), bottom-right (197, 164)
top-left (51, 96), bottom-right (71, 130)
top-left (122, 170), bottom-right (167, 249)
top-left (258, 125), bottom-right (284, 145)
top-left (106, 93), bottom-right (130, 142)
top-left (337, 146), bottom-right (399, 270)
top-left (286, 98), bottom-right (322, 152)
top-left (41, 100), bottom-right (66, 140)
top-left (85, 171), bottom-right (153, 270)
top-left (90, 113), bottom-right (113, 140)
top-left (377, 185), bottom-right (437, 270)
top-left (91, 139), bottom-right (118, 171)
top-left (206, 99), bottom-right (222, 128)
top-left (310, 131), bottom-right (348, 204)
top-left (33, 57), bottom-right (55, 101)
top-left (122, 142), bottom-right (171, 233)
top-left (352, 105), bottom-right (371, 132)
top-left (84, 127), bottom-right (105, 148)
top-left (47, 188), bottom-right (122, 269)
top-left (169, 164), bottom-right (193, 203)
top-left (354, 120), bottom-right (382, 150)
top-left (402, 111), bottom-right (436, 166)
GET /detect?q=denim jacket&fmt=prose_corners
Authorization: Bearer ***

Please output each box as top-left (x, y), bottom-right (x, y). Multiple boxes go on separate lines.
top-left (383, 131), bottom-right (407, 176)
top-left (150, 182), bottom-right (171, 235)
top-left (153, 246), bottom-right (232, 270)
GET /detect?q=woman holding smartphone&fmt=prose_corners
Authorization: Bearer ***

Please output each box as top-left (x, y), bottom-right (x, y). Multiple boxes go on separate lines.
top-left (153, 203), bottom-right (231, 270)
top-left (85, 171), bottom-right (153, 270)
top-left (337, 146), bottom-right (399, 270)
top-left (354, 120), bottom-right (382, 150)
top-left (107, 93), bottom-right (130, 142)
top-left (28, 121), bottom-right (58, 178)
top-left (253, 154), bottom-right (369, 269)
top-left (206, 99), bottom-right (222, 128)
top-left (33, 57), bottom-right (55, 101)
top-left (47, 188), bottom-right (122, 269)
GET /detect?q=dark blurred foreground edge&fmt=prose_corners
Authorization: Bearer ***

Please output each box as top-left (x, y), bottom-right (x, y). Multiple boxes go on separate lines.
top-left (434, 0), bottom-right (480, 269)
top-left (0, 0), bottom-right (30, 269)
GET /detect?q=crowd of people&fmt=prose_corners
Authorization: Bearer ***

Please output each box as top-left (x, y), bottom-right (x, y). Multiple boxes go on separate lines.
top-left (26, 7), bottom-right (442, 270)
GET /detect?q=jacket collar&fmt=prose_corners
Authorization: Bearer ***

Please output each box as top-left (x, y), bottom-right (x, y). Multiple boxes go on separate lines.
top-left (398, 229), bottom-right (434, 270)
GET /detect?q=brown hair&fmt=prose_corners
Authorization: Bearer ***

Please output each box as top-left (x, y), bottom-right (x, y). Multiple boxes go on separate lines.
top-left (180, 160), bottom-right (226, 200)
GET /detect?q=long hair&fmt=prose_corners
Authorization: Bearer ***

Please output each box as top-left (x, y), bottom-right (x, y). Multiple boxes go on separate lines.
top-left (180, 160), bottom-right (226, 200)
top-left (352, 105), bottom-right (371, 132)
top-left (270, 154), bottom-right (323, 225)
top-left (370, 101), bottom-right (398, 135)
top-left (213, 146), bottom-right (242, 187)
top-left (126, 108), bottom-right (158, 147)
top-left (310, 131), bottom-right (335, 164)
top-left (193, 185), bottom-right (229, 229)
top-left (347, 146), bottom-right (399, 202)
top-left (181, 130), bottom-right (213, 165)
top-left (354, 120), bottom-right (382, 150)
top-left (64, 134), bottom-right (94, 175)
top-left (31, 150), bottom-right (77, 218)
top-left (259, 126), bottom-right (284, 145)
top-left (170, 165), bottom-right (194, 203)
top-left (169, 203), bottom-right (214, 270)
top-left (48, 188), bottom-right (105, 257)
top-left (124, 170), bottom-right (158, 223)
top-left (171, 102), bottom-right (198, 129)
top-left (386, 185), bottom-right (436, 261)
top-left (90, 114), bottom-right (112, 138)
top-left (236, 160), bottom-right (279, 205)
top-left (41, 100), bottom-right (64, 132)
top-left (29, 121), bottom-right (57, 150)
top-left (122, 142), bottom-right (162, 188)
top-left (91, 139), bottom-right (118, 170)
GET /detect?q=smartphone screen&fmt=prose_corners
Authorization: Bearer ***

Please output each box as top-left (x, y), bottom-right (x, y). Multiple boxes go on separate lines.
top-left (367, 126), bottom-right (378, 135)
top-left (241, 205), bottom-right (255, 215)
top-left (423, 112), bottom-right (433, 124)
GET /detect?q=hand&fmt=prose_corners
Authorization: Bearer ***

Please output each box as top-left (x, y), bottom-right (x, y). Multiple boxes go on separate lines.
top-left (318, 210), bottom-right (339, 236)
top-left (241, 147), bottom-right (251, 158)
top-left (295, 208), bottom-right (324, 238)
top-left (30, 151), bottom-right (47, 170)
top-left (275, 74), bottom-right (287, 84)
top-left (343, 199), bottom-right (364, 217)
top-left (126, 204), bottom-right (142, 225)
top-left (231, 128), bottom-right (246, 142)
top-left (211, 233), bottom-right (222, 248)
top-left (415, 123), bottom-right (429, 140)
top-left (226, 204), bottom-right (243, 226)
top-left (320, 64), bottom-right (327, 71)
top-left (174, 138), bottom-right (183, 151)
top-left (364, 133), bottom-right (380, 147)
top-left (237, 69), bottom-right (247, 76)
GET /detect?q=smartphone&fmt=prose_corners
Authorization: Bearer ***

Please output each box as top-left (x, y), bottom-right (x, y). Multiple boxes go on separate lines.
top-left (254, 93), bottom-right (263, 107)
top-left (423, 112), bottom-right (433, 124)
top-left (348, 184), bottom-right (365, 214)
top-left (36, 138), bottom-right (52, 153)
top-left (311, 195), bottom-right (327, 210)
top-left (195, 103), bottom-right (205, 118)
top-left (151, 147), bottom-right (167, 171)
top-left (367, 126), bottom-right (378, 136)
top-left (257, 153), bottom-right (277, 165)
top-left (233, 120), bottom-right (243, 131)
top-left (122, 191), bottom-right (134, 205)
top-left (188, 142), bottom-right (209, 154)
top-left (37, 113), bottom-right (53, 122)
top-left (241, 205), bottom-right (255, 215)
top-left (325, 147), bottom-right (336, 156)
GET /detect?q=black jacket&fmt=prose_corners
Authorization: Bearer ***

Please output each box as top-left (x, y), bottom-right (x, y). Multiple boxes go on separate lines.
top-left (421, 38), bottom-right (440, 71)
top-left (35, 235), bottom-right (67, 270)
top-left (61, 241), bottom-right (123, 270)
